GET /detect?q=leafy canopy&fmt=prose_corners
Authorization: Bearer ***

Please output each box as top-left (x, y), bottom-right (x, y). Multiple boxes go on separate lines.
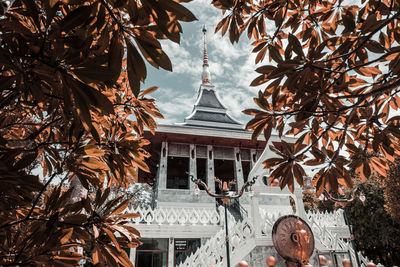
top-left (212, 0), bottom-right (400, 194)
top-left (345, 178), bottom-right (400, 265)
top-left (303, 176), bottom-right (400, 265)
top-left (384, 159), bottom-right (400, 223)
top-left (0, 0), bottom-right (196, 265)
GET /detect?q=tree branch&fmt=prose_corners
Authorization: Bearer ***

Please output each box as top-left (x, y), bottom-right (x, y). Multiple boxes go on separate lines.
top-left (0, 172), bottom-right (58, 230)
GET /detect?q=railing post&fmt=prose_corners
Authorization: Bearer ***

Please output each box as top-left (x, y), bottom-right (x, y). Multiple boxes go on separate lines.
top-left (250, 192), bottom-right (262, 238)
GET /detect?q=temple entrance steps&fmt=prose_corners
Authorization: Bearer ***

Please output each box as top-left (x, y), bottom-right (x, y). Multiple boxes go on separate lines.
top-left (177, 207), bottom-right (370, 267)
top-left (177, 206), bottom-right (257, 267)
top-left (177, 207), bottom-right (292, 266)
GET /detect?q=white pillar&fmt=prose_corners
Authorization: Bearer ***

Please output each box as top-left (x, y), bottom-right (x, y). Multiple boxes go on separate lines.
top-left (250, 192), bottom-right (262, 238)
top-left (206, 145), bottom-right (214, 193)
top-left (189, 144), bottom-right (197, 191)
top-left (168, 237), bottom-right (174, 267)
top-left (159, 142), bottom-right (168, 190)
top-left (294, 189), bottom-right (307, 219)
top-left (129, 248), bottom-right (136, 265)
top-left (234, 147), bottom-right (243, 192)
top-left (250, 149), bottom-right (257, 169)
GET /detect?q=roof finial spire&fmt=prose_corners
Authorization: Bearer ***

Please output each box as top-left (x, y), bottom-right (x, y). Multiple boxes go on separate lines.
top-left (201, 25), bottom-right (211, 85)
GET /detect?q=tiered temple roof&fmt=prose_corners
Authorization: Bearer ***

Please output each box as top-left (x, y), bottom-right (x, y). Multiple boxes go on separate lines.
top-left (180, 26), bottom-right (243, 130)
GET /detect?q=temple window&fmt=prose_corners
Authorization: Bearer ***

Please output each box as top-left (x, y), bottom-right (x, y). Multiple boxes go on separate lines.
top-left (167, 143), bottom-right (190, 189)
top-left (240, 149), bottom-right (251, 183)
top-left (196, 158), bottom-right (207, 188)
top-left (214, 146), bottom-right (235, 192)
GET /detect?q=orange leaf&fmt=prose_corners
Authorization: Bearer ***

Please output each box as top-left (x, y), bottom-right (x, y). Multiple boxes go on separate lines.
top-left (103, 227), bottom-right (121, 252)
top-left (110, 199), bottom-right (130, 217)
top-left (117, 213), bottom-right (140, 219)
top-left (263, 158), bottom-right (285, 168)
top-left (139, 86), bottom-right (158, 97)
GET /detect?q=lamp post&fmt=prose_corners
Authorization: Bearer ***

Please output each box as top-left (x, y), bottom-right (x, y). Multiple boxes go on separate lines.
top-left (322, 184), bottom-right (365, 267)
top-left (190, 175), bottom-right (258, 267)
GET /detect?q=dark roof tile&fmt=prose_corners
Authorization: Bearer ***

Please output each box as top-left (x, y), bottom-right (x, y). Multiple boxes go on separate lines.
top-left (187, 111), bottom-right (241, 124)
top-left (197, 89), bottom-right (225, 109)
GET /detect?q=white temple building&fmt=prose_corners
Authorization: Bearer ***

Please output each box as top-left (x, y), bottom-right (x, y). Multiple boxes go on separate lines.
top-left (126, 27), bottom-right (368, 267)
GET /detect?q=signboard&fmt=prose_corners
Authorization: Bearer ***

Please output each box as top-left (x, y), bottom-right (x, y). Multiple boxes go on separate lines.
top-left (175, 240), bottom-right (187, 251)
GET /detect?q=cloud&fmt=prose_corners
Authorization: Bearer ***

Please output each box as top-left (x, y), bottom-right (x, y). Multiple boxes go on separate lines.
top-left (160, 40), bottom-right (199, 76)
top-left (152, 87), bottom-right (196, 124)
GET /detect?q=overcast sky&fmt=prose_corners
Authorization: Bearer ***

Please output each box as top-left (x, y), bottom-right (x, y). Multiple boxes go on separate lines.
top-left (144, 0), bottom-right (274, 126)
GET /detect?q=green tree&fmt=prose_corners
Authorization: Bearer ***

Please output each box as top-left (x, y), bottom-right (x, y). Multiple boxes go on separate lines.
top-left (384, 160), bottom-right (400, 223)
top-left (346, 178), bottom-right (400, 265)
top-left (0, 0), bottom-right (196, 265)
top-left (302, 189), bottom-right (335, 213)
top-left (303, 178), bottom-right (400, 265)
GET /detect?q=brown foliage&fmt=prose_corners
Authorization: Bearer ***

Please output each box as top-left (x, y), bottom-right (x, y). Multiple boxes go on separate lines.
top-left (302, 189), bottom-right (335, 213)
top-left (0, 0), bottom-right (196, 265)
top-left (213, 0), bottom-right (400, 193)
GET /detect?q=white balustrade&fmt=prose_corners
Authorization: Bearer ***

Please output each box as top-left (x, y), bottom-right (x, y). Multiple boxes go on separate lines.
top-left (128, 207), bottom-right (220, 226)
top-left (178, 207), bottom-right (256, 267)
top-left (259, 208), bottom-right (293, 236)
top-left (306, 210), bottom-right (369, 266)
top-left (306, 210), bottom-right (347, 228)
top-left (359, 252), bottom-right (372, 267)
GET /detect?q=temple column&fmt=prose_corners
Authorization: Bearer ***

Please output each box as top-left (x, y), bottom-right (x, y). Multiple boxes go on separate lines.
top-left (206, 145), bottom-right (214, 193)
top-left (294, 189), bottom-right (307, 219)
top-left (250, 149), bottom-right (257, 169)
top-left (250, 192), bottom-right (262, 238)
top-left (168, 237), bottom-right (174, 267)
top-left (129, 248), bottom-right (136, 265)
top-left (234, 147), bottom-right (244, 192)
top-left (189, 144), bottom-right (197, 191)
top-left (158, 142), bottom-right (168, 190)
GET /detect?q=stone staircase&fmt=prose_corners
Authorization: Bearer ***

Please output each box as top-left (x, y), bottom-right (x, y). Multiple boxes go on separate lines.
top-left (177, 206), bottom-right (256, 267)
top-left (178, 204), bottom-right (370, 267)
